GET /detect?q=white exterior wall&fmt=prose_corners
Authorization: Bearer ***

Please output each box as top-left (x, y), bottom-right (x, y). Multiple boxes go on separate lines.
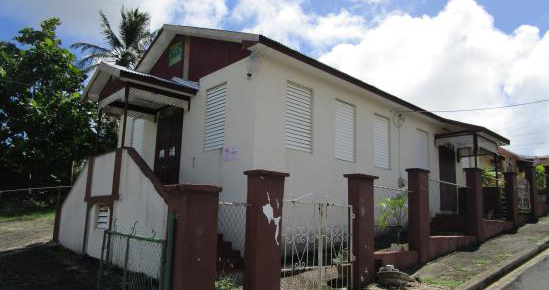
top-left (58, 164), bottom-right (88, 254)
top-left (114, 151), bottom-right (168, 238)
top-left (90, 151), bottom-right (115, 196)
top-left (248, 53), bottom-right (449, 224)
top-left (178, 58), bottom-right (255, 203)
top-left (85, 151), bottom-right (168, 260)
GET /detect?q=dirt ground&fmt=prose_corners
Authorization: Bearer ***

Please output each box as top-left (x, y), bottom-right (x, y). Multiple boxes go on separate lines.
top-left (0, 216), bottom-right (54, 252)
top-left (0, 214), bottom-right (121, 290)
top-left (0, 242), bottom-right (121, 290)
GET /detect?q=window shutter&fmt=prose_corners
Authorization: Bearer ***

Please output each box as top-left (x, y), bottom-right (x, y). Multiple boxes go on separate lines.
top-left (335, 100), bottom-right (355, 162)
top-left (374, 115), bottom-right (390, 169)
top-left (461, 156), bottom-right (471, 169)
top-left (96, 205), bottom-right (110, 230)
top-left (132, 118), bottom-right (145, 155)
top-left (204, 83), bottom-right (227, 151)
top-left (285, 82), bottom-right (312, 152)
top-left (416, 129), bottom-right (429, 169)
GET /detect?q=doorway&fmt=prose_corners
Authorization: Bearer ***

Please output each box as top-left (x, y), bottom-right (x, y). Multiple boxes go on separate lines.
top-left (154, 107), bottom-right (183, 184)
top-left (438, 146), bottom-right (457, 212)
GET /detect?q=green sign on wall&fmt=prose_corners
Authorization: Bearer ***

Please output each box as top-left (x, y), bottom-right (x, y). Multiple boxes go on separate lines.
top-left (168, 42), bottom-right (183, 66)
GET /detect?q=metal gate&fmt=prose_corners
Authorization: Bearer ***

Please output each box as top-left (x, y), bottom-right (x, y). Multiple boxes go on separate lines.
top-left (97, 229), bottom-right (167, 290)
top-left (281, 200), bottom-right (353, 290)
top-left (516, 176), bottom-right (531, 214)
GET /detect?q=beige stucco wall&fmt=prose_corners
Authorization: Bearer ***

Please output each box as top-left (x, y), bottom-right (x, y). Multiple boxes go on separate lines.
top-left (249, 53), bottom-right (448, 217)
top-left (90, 151), bottom-right (115, 196)
top-left (58, 164), bottom-right (89, 254)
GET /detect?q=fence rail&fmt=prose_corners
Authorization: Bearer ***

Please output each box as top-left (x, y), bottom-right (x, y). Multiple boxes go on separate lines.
top-left (516, 177), bottom-right (531, 214)
top-left (281, 200), bottom-right (353, 290)
top-left (97, 229), bottom-right (166, 290)
top-left (428, 178), bottom-right (468, 216)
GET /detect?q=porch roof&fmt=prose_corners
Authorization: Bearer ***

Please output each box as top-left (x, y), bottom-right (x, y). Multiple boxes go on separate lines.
top-left (435, 130), bottom-right (508, 158)
top-left (82, 62), bottom-right (199, 119)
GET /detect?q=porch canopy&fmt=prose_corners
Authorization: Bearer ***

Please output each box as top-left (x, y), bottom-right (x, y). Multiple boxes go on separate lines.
top-left (82, 62), bottom-right (199, 121)
top-left (435, 130), bottom-right (509, 168)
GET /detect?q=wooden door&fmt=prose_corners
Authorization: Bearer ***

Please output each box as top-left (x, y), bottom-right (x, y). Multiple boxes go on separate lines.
top-left (439, 146), bottom-right (457, 212)
top-left (154, 108), bottom-right (183, 184)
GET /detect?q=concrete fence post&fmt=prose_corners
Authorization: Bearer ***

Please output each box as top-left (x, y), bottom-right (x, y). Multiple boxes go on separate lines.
top-left (344, 173), bottom-right (378, 288)
top-left (525, 165), bottom-right (541, 219)
top-left (165, 184), bottom-right (222, 290)
top-left (545, 166), bottom-right (549, 208)
top-left (464, 168), bottom-right (485, 242)
top-left (406, 168), bottom-right (431, 263)
top-left (504, 172), bottom-right (519, 229)
top-left (243, 169), bottom-right (289, 290)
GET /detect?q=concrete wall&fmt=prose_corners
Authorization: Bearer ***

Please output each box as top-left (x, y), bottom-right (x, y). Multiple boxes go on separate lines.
top-left (114, 151), bottom-right (168, 239)
top-left (58, 164), bottom-right (89, 254)
top-left (249, 53), bottom-right (450, 223)
top-left (85, 151), bottom-right (169, 261)
top-left (90, 152), bottom-right (115, 196)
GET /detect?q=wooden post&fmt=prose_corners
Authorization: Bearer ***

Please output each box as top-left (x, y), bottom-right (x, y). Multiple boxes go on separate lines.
top-left (406, 168), bottom-right (431, 263)
top-left (545, 166), bottom-right (549, 206)
top-left (464, 168), bottom-right (485, 242)
top-left (344, 173), bottom-right (378, 288)
top-left (166, 184), bottom-right (221, 290)
top-left (243, 170), bottom-right (289, 290)
top-left (120, 85), bottom-right (129, 148)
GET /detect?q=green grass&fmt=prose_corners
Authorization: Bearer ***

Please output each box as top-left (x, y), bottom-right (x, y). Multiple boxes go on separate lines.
top-left (215, 277), bottom-right (240, 290)
top-left (0, 209), bottom-right (55, 222)
top-left (423, 277), bottom-right (463, 289)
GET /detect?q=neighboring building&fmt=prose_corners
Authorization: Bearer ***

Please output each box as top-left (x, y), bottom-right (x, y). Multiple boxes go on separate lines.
top-left (58, 25), bottom-right (509, 257)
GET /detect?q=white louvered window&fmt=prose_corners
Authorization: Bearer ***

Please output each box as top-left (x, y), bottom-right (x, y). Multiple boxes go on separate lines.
top-left (204, 83), bottom-right (227, 151)
top-left (461, 156), bottom-right (471, 169)
top-left (374, 114), bottom-right (390, 169)
top-left (416, 129), bottom-right (429, 169)
top-left (285, 82), bottom-right (312, 152)
top-left (96, 205), bottom-right (110, 230)
top-left (132, 118), bottom-right (145, 155)
top-left (335, 100), bottom-right (355, 162)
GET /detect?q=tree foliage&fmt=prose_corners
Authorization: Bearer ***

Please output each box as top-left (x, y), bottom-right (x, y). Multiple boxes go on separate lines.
top-left (0, 18), bottom-right (117, 188)
top-left (71, 6), bottom-right (156, 72)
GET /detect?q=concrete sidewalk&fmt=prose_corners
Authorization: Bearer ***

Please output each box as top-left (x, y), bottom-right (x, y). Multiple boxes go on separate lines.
top-left (368, 215), bottom-right (549, 290)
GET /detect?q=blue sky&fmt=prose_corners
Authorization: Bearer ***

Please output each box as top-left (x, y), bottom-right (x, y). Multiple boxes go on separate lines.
top-left (0, 0), bottom-right (548, 156)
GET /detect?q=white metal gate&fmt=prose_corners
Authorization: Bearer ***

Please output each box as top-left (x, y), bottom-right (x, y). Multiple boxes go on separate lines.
top-left (516, 176), bottom-right (531, 214)
top-left (281, 200), bottom-right (353, 290)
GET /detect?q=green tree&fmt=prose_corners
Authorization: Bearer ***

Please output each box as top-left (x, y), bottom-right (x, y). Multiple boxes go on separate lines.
top-left (71, 6), bottom-right (156, 72)
top-left (0, 18), bottom-right (117, 187)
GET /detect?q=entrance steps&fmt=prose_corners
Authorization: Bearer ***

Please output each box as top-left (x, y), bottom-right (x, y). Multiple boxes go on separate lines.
top-left (216, 234), bottom-right (244, 274)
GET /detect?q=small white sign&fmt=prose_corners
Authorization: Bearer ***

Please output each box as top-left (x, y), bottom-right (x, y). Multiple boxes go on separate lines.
top-left (224, 145), bottom-right (240, 161)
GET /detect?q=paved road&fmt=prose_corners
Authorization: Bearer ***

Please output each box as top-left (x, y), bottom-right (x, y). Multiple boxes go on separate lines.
top-left (504, 256), bottom-right (549, 290)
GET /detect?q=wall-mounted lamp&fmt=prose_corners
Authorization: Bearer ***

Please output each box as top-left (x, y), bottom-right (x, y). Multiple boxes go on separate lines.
top-left (246, 51), bottom-right (261, 79)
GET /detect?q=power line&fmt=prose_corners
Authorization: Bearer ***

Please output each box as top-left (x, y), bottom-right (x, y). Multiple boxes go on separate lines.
top-left (506, 131), bottom-right (549, 138)
top-left (402, 98), bottom-right (549, 113)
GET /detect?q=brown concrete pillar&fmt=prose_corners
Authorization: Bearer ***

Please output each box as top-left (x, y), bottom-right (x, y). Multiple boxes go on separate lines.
top-left (545, 166), bottom-right (549, 205)
top-left (166, 184), bottom-right (221, 290)
top-left (525, 165), bottom-right (541, 219)
top-left (406, 168), bottom-right (431, 263)
top-left (344, 173), bottom-right (378, 288)
top-left (504, 172), bottom-right (519, 228)
top-left (464, 168), bottom-right (485, 242)
top-left (243, 169), bottom-right (289, 290)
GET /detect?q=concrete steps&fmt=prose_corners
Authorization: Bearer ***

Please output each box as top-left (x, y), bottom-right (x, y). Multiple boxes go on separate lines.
top-left (216, 234), bottom-right (244, 274)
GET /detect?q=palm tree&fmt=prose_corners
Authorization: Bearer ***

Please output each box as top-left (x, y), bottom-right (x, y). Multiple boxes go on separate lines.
top-left (71, 6), bottom-right (156, 72)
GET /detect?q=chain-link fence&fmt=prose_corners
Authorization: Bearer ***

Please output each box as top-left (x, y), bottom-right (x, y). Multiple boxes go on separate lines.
top-left (516, 176), bottom-right (531, 214)
top-left (0, 185), bottom-right (71, 217)
top-left (428, 178), bottom-right (467, 217)
top-left (373, 185), bottom-right (409, 250)
top-left (97, 230), bottom-right (166, 290)
top-left (216, 201), bottom-right (248, 283)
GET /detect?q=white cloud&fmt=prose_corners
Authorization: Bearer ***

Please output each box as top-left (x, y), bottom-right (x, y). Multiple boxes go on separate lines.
top-left (231, 0), bottom-right (367, 51)
top-left (319, 0), bottom-right (549, 155)
top-left (1, 0), bottom-right (546, 155)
